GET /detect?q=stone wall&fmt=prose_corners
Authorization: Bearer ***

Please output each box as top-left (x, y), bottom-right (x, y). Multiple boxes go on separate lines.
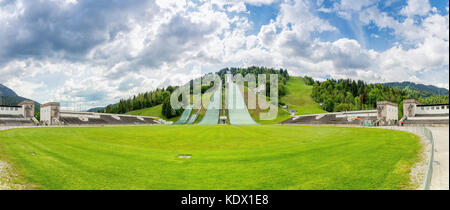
top-left (377, 101), bottom-right (398, 125)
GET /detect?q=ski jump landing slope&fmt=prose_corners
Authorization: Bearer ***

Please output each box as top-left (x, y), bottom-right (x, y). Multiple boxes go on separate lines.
top-left (186, 114), bottom-right (198, 124)
top-left (174, 105), bottom-right (193, 125)
top-left (198, 84), bottom-right (222, 125)
top-left (227, 80), bottom-right (258, 125)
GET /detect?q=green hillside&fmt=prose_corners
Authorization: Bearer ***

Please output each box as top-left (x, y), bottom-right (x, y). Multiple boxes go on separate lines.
top-left (242, 86), bottom-right (292, 124)
top-left (281, 77), bottom-right (326, 115)
top-left (125, 105), bottom-right (179, 121)
top-left (241, 76), bottom-right (326, 124)
top-left (382, 81), bottom-right (448, 96)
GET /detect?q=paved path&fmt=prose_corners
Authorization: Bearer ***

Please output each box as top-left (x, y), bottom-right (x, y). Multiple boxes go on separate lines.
top-left (0, 126), bottom-right (27, 131)
top-left (428, 127), bottom-right (449, 190)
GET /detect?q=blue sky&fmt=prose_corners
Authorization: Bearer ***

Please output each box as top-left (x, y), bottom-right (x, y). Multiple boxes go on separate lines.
top-left (0, 0), bottom-right (448, 110)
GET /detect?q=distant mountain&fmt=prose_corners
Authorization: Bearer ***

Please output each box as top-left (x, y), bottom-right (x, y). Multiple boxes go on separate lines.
top-left (0, 83), bottom-right (40, 112)
top-left (381, 81), bottom-right (449, 97)
top-left (86, 107), bottom-right (105, 112)
top-left (0, 84), bottom-right (18, 97)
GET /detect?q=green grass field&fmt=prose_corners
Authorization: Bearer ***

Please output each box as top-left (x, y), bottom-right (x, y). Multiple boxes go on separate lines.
top-left (281, 77), bottom-right (326, 115)
top-left (0, 125), bottom-right (421, 190)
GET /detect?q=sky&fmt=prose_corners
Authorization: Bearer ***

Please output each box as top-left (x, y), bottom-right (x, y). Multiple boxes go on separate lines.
top-left (0, 0), bottom-right (448, 110)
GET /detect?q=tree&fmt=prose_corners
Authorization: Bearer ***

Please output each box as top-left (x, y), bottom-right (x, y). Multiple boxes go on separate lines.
top-left (308, 76), bottom-right (412, 112)
top-left (162, 92), bottom-right (183, 119)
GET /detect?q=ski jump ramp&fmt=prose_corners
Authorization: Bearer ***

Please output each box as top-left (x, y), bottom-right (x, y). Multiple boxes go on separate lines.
top-left (186, 114), bottom-right (198, 124)
top-left (176, 77), bottom-right (258, 125)
top-left (198, 84), bottom-right (222, 125)
top-left (174, 105), bottom-right (193, 125)
top-left (227, 80), bottom-right (258, 125)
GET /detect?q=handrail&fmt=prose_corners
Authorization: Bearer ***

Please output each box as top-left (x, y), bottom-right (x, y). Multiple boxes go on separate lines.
top-left (422, 127), bottom-right (434, 190)
top-left (383, 126), bottom-right (434, 190)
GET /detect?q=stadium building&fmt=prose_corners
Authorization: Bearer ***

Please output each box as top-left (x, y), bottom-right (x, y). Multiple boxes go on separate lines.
top-left (39, 102), bottom-right (161, 126)
top-left (402, 99), bottom-right (449, 126)
top-left (1, 98), bottom-right (449, 127)
top-left (282, 99), bottom-right (449, 127)
top-left (282, 101), bottom-right (398, 126)
top-left (0, 100), bottom-right (38, 126)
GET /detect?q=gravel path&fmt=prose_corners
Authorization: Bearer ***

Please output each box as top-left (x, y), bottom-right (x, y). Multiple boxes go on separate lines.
top-left (0, 161), bottom-right (10, 190)
top-left (1, 126), bottom-right (28, 190)
top-left (427, 127), bottom-right (449, 190)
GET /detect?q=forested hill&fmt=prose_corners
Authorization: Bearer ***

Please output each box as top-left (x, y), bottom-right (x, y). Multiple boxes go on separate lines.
top-left (0, 84), bottom-right (18, 97)
top-left (102, 66), bottom-right (289, 119)
top-left (0, 83), bottom-right (40, 112)
top-left (216, 66), bottom-right (290, 97)
top-left (381, 81), bottom-right (449, 97)
top-left (304, 76), bottom-right (449, 113)
top-left (305, 77), bottom-right (405, 112)
top-left (101, 66), bottom-right (447, 119)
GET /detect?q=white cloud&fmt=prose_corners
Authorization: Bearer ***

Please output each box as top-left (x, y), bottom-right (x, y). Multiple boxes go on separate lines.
top-left (338, 0), bottom-right (373, 11)
top-left (277, 0), bottom-right (336, 37)
top-left (0, 0), bottom-right (448, 108)
top-left (258, 21), bottom-right (277, 48)
top-left (400, 0), bottom-right (431, 17)
top-left (4, 78), bottom-right (44, 99)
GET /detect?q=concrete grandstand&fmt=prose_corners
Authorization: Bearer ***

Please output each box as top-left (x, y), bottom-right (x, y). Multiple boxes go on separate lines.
top-left (39, 102), bottom-right (162, 126)
top-left (402, 99), bottom-right (449, 126)
top-left (1, 96), bottom-right (448, 127)
top-left (282, 101), bottom-right (398, 126)
top-left (283, 99), bottom-right (449, 127)
top-left (0, 100), bottom-right (38, 126)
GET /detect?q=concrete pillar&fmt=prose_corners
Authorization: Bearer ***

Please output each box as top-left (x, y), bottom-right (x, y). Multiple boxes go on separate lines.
top-left (377, 101), bottom-right (399, 126)
top-left (40, 102), bottom-right (61, 125)
top-left (18, 100), bottom-right (35, 118)
top-left (403, 99), bottom-right (420, 118)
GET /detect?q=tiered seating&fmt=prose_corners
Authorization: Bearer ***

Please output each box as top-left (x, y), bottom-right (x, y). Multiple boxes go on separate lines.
top-left (415, 114), bottom-right (449, 117)
top-left (330, 117), bottom-right (362, 125)
top-left (86, 118), bottom-right (108, 124)
top-left (0, 114), bottom-right (35, 126)
top-left (404, 112), bottom-right (449, 126)
top-left (0, 119), bottom-right (35, 126)
top-left (282, 114), bottom-right (371, 125)
top-left (282, 116), bottom-right (316, 124)
top-left (61, 117), bottom-right (85, 125)
top-left (100, 115), bottom-right (122, 124)
top-left (58, 113), bottom-right (159, 126)
top-left (318, 114), bottom-right (336, 122)
top-left (0, 114), bottom-right (24, 118)
top-left (119, 116), bottom-right (143, 124)
top-left (142, 118), bottom-right (157, 124)
top-left (404, 119), bottom-right (449, 125)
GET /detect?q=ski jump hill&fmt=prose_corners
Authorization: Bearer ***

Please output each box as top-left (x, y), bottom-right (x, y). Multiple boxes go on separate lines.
top-left (175, 78), bottom-right (257, 125)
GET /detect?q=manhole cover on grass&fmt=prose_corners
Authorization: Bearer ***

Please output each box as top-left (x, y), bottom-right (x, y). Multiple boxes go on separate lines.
top-left (178, 154), bottom-right (192, 159)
